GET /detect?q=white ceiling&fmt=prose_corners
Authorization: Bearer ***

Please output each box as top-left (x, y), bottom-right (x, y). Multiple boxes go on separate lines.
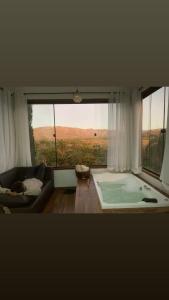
top-left (0, 0), bottom-right (169, 86)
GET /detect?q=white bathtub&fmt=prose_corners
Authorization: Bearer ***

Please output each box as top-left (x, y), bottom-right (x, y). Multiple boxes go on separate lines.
top-left (92, 171), bottom-right (169, 210)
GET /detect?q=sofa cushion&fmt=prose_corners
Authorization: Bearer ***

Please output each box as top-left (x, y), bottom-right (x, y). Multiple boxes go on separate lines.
top-left (24, 167), bottom-right (36, 179)
top-left (23, 178), bottom-right (43, 195)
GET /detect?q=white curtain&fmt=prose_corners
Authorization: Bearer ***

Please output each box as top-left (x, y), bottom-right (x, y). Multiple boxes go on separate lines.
top-left (0, 88), bottom-right (16, 172)
top-left (107, 87), bottom-right (142, 173)
top-left (107, 88), bottom-right (131, 172)
top-left (14, 89), bottom-right (32, 167)
top-left (14, 89), bottom-right (32, 166)
top-left (0, 88), bottom-right (32, 172)
top-left (130, 89), bottom-right (142, 174)
top-left (160, 87), bottom-right (169, 189)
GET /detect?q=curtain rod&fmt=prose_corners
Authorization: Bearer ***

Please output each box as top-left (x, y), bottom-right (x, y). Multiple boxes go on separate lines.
top-left (23, 91), bottom-right (112, 95)
top-left (23, 90), bottom-right (135, 96)
top-left (10, 91), bottom-right (112, 97)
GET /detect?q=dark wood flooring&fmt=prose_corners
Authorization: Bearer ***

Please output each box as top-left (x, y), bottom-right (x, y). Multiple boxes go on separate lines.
top-left (43, 188), bottom-right (76, 213)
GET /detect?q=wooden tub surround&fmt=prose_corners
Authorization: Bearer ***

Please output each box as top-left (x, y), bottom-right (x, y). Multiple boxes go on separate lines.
top-left (75, 176), bottom-right (169, 214)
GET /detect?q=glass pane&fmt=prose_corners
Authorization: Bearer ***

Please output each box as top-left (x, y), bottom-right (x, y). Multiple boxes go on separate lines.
top-left (151, 88), bottom-right (164, 130)
top-left (149, 88), bottom-right (164, 174)
top-left (142, 88), bottom-right (166, 175)
top-left (142, 96), bottom-right (151, 170)
top-left (142, 87), bottom-right (168, 174)
top-left (54, 103), bottom-right (108, 167)
top-left (165, 87), bottom-right (169, 129)
top-left (28, 104), bottom-right (56, 166)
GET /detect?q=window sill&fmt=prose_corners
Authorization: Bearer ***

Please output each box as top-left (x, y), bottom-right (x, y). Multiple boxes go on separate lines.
top-left (137, 171), bottom-right (169, 198)
top-left (51, 165), bottom-right (107, 171)
top-left (142, 168), bottom-right (161, 181)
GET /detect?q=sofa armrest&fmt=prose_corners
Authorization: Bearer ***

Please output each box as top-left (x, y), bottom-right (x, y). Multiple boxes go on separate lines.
top-left (44, 167), bottom-right (54, 183)
top-left (0, 168), bottom-right (19, 188)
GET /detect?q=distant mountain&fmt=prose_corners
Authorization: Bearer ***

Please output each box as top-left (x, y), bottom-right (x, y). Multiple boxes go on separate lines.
top-left (142, 129), bottom-right (161, 137)
top-left (33, 126), bottom-right (108, 141)
top-left (33, 127), bottom-right (162, 142)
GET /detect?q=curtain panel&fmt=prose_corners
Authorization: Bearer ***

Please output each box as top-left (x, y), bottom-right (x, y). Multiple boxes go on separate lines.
top-left (0, 88), bottom-right (16, 172)
top-left (130, 89), bottom-right (142, 174)
top-left (0, 88), bottom-right (32, 173)
top-left (14, 89), bottom-right (32, 167)
top-left (107, 88), bottom-right (142, 174)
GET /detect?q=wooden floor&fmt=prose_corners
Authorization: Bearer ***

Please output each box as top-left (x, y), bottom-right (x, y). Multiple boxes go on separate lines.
top-left (43, 177), bottom-right (169, 214)
top-left (43, 188), bottom-right (76, 213)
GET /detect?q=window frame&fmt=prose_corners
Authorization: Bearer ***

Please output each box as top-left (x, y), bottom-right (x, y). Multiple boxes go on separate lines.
top-left (28, 99), bottom-right (109, 169)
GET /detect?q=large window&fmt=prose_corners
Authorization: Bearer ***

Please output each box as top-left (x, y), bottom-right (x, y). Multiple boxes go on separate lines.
top-left (28, 103), bottom-right (108, 168)
top-left (142, 87), bottom-right (168, 175)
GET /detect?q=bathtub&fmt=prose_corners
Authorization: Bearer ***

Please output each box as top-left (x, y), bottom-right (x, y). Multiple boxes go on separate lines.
top-left (92, 171), bottom-right (169, 210)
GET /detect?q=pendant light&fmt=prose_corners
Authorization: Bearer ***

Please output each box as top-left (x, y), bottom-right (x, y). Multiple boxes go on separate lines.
top-left (73, 88), bottom-right (82, 103)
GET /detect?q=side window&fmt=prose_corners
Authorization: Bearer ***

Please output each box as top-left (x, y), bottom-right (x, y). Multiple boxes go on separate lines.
top-left (142, 87), bottom-right (167, 175)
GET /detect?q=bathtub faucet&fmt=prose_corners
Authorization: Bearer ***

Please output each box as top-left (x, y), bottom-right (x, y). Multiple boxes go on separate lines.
top-left (144, 185), bottom-right (151, 191)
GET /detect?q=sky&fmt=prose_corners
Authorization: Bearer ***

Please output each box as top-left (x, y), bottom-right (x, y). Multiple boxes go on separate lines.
top-left (31, 88), bottom-right (168, 130)
top-left (32, 103), bottom-right (108, 129)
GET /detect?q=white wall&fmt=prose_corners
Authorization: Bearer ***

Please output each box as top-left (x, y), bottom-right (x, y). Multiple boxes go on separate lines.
top-left (54, 170), bottom-right (77, 187)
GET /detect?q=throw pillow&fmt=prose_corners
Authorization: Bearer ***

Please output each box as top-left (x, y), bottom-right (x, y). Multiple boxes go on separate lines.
top-left (35, 163), bottom-right (46, 182)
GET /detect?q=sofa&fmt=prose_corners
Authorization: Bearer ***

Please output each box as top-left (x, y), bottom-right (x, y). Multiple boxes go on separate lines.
top-left (0, 164), bottom-right (54, 213)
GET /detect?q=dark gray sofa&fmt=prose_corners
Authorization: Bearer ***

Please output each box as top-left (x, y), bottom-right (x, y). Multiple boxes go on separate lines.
top-left (0, 165), bottom-right (54, 213)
